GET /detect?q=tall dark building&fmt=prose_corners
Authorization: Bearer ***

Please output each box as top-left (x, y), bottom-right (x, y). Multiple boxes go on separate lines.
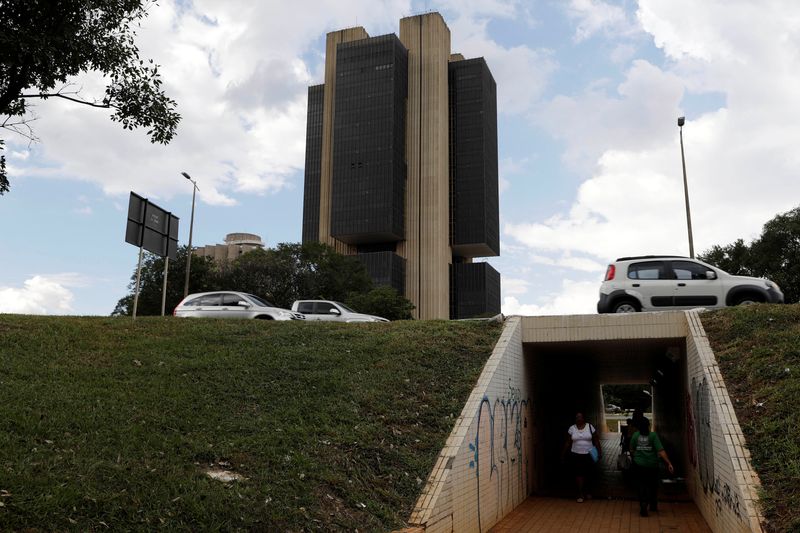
top-left (302, 13), bottom-right (500, 319)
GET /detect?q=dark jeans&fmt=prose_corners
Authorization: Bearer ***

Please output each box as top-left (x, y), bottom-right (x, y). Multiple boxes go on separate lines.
top-left (634, 463), bottom-right (660, 510)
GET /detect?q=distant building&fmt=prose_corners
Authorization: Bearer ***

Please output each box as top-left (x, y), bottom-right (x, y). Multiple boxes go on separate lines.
top-left (195, 233), bottom-right (265, 263)
top-left (301, 12), bottom-right (500, 320)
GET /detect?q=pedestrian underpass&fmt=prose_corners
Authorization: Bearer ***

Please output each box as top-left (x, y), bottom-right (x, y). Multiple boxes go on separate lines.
top-left (403, 312), bottom-right (763, 533)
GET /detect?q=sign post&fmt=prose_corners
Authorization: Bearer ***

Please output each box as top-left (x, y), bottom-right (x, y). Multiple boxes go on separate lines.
top-left (132, 245), bottom-right (145, 319)
top-left (125, 192), bottom-right (179, 319)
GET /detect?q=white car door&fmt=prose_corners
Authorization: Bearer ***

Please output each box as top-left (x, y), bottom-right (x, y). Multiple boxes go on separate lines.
top-left (195, 293), bottom-right (223, 317)
top-left (669, 261), bottom-right (725, 309)
top-left (314, 301), bottom-right (344, 321)
top-left (221, 293), bottom-right (251, 318)
top-left (626, 261), bottom-right (677, 311)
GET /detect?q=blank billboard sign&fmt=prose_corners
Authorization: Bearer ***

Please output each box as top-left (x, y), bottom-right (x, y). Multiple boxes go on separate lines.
top-left (125, 192), bottom-right (179, 259)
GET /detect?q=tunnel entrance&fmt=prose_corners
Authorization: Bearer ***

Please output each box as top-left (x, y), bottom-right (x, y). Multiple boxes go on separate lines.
top-left (525, 338), bottom-right (688, 500)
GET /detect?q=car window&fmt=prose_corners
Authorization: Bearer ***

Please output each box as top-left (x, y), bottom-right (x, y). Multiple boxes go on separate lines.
top-left (334, 302), bottom-right (355, 313)
top-left (221, 294), bottom-right (243, 306)
top-left (245, 294), bottom-right (274, 307)
top-left (296, 302), bottom-right (314, 314)
top-left (314, 302), bottom-right (338, 314)
top-left (671, 261), bottom-right (712, 280)
top-left (184, 296), bottom-right (205, 306)
top-left (197, 294), bottom-right (222, 306)
top-left (627, 261), bottom-right (668, 280)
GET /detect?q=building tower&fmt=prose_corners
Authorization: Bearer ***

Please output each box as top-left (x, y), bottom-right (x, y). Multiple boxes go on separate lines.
top-left (302, 12), bottom-right (500, 320)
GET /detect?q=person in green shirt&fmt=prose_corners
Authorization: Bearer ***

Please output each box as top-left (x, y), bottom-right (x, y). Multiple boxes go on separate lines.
top-left (629, 417), bottom-right (674, 517)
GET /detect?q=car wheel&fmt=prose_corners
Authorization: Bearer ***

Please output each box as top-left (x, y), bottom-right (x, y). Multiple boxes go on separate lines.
top-left (613, 299), bottom-right (639, 313)
top-left (734, 296), bottom-right (760, 306)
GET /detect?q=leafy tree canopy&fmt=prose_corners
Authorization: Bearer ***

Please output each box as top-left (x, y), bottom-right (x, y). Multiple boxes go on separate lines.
top-left (114, 242), bottom-right (415, 320)
top-left (346, 286), bottom-right (415, 321)
top-left (699, 206), bottom-right (800, 303)
top-left (113, 246), bottom-right (217, 316)
top-left (0, 0), bottom-right (180, 195)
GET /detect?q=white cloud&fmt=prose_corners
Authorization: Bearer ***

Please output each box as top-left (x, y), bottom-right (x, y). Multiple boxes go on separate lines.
top-left (9, 0), bottom-right (413, 206)
top-left (567, 0), bottom-right (640, 42)
top-left (445, 4), bottom-right (556, 114)
top-left (0, 274), bottom-right (88, 315)
top-left (503, 277), bottom-right (531, 295)
top-left (508, 0), bottom-right (800, 268)
top-left (503, 280), bottom-right (599, 316)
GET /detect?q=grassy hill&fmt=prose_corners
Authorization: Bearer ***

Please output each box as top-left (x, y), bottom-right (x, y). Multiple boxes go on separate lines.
top-left (0, 316), bottom-right (501, 531)
top-left (702, 304), bottom-right (800, 533)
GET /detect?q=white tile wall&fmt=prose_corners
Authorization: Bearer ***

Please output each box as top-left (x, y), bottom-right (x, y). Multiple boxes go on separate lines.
top-left (403, 311), bottom-right (763, 533)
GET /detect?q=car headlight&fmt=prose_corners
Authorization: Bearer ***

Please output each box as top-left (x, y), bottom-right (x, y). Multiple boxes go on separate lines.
top-left (765, 280), bottom-right (779, 290)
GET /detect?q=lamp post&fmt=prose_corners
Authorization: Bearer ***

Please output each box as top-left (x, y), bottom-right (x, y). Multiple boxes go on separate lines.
top-left (181, 172), bottom-right (199, 298)
top-left (678, 116), bottom-right (695, 258)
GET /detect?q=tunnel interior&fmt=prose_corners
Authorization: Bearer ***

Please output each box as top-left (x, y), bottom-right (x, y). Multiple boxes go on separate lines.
top-left (525, 337), bottom-right (688, 498)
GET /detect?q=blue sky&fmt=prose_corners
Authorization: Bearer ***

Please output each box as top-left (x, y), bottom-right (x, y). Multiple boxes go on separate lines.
top-left (1, 0), bottom-right (798, 315)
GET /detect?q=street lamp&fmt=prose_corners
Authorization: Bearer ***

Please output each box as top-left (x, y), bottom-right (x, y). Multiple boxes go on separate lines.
top-left (181, 171), bottom-right (199, 298)
top-left (678, 116), bottom-right (695, 258)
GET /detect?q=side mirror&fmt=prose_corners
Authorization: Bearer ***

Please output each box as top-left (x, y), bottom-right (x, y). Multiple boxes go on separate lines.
top-left (237, 300), bottom-right (252, 307)
top-left (329, 308), bottom-right (341, 315)
top-left (705, 271), bottom-right (717, 280)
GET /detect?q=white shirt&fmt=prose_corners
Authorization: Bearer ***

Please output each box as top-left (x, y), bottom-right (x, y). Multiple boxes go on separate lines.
top-left (568, 423), bottom-right (595, 454)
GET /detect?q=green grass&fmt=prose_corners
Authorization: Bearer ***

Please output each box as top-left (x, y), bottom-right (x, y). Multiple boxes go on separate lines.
top-left (701, 304), bottom-right (800, 533)
top-left (0, 316), bottom-right (501, 531)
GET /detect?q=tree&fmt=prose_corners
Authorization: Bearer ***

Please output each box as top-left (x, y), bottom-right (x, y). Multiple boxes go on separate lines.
top-left (346, 286), bottom-right (415, 321)
top-left (1, 0), bottom-right (180, 195)
top-left (112, 246), bottom-right (218, 316)
top-left (698, 206), bottom-right (800, 303)
top-left (223, 242), bottom-right (373, 309)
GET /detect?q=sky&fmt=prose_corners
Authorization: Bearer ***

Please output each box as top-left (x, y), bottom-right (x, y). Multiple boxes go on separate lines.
top-left (1, 0), bottom-right (799, 316)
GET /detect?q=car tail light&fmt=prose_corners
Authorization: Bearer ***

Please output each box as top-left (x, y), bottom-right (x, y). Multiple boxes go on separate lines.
top-left (604, 264), bottom-right (616, 281)
top-left (172, 307), bottom-right (177, 316)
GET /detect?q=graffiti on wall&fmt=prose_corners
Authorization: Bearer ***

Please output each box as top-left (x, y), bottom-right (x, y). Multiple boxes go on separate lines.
top-left (692, 376), bottom-right (715, 493)
top-left (690, 375), bottom-right (744, 521)
top-left (468, 380), bottom-right (531, 533)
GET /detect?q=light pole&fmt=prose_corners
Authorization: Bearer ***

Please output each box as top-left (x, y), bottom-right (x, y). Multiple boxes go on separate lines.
top-left (181, 172), bottom-right (199, 298)
top-left (678, 116), bottom-right (695, 258)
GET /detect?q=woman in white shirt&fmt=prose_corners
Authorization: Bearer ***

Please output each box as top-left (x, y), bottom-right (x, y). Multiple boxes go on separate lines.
top-left (561, 412), bottom-right (601, 502)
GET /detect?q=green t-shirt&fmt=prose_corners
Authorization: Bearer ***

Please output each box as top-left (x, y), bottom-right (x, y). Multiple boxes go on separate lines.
top-left (630, 431), bottom-right (664, 468)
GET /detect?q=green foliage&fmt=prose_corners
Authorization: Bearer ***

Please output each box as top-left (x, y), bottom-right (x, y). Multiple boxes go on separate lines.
top-left (699, 206), bottom-right (800, 303)
top-left (114, 242), bottom-right (416, 316)
top-left (346, 285), bottom-right (416, 321)
top-left (703, 304), bottom-right (800, 533)
top-left (222, 242), bottom-right (373, 309)
top-left (0, 0), bottom-right (180, 194)
top-left (602, 384), bottom-right (652, 412)
top-left (112, 246), bottom-right (218, 316)
top-left (0, 315), bottom-right (501, 530)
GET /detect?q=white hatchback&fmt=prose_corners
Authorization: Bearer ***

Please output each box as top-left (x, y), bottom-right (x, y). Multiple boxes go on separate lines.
top-left (174, 291), bottom-right (305, 320)
top-left (597, 256), bottom-right (784, 313)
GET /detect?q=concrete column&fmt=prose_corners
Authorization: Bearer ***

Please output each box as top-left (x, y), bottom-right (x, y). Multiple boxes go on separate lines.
top-left (399, 13), bottom-right (452, 320)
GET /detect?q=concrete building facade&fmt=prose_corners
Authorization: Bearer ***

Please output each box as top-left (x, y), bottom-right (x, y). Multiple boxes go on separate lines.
top-left (195, 233), bottom-right (265, 264)
top-left (302, 12), bottom-right (500, 320)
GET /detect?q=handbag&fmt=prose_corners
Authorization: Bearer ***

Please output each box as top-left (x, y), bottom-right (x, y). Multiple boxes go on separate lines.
top-left (617, 451), bottom-right (632, 471)
top-left (588, 424), bottom-right (600, 463)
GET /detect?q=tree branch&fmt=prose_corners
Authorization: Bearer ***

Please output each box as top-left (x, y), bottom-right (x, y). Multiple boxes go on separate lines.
top-left (18, 93), bottom-right (113, 109)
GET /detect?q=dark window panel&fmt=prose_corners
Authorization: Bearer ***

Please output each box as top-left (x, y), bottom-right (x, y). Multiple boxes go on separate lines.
top-left (449, 58), bottom-right (500, 258)
top-left (450, 262), bottom-right (501, 319)
top-left (302, 84), bottom-right (324, 243)
top-left (331, 34), bottom-right (408, 244)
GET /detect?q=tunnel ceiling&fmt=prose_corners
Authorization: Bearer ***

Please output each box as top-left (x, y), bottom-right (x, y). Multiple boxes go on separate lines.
top-left (524, 338), bottom-right (684, 384)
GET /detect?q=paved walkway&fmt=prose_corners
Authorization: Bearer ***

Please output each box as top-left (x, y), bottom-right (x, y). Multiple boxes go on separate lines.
top-left (489, 498), bottom-right (711, 532)
top-left (490, 435), bottom-right (710, 532)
